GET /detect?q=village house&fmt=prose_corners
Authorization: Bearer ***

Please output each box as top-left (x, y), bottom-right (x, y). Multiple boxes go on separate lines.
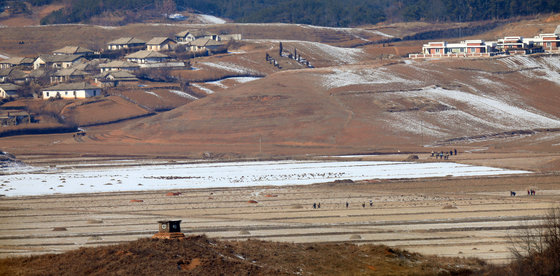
top-left (50, 68), bottom-right (89, 83)
top-left (106, 37), bottom-right (146, 50)
top-left (0, 57), bottom-right (34, 70)
top-left (33, 55), bottom-right (84, 70)
top-left (421, 40), bottom-right (496, 55)
top-left (125, 50), bottom-right (170, 64)
top-left (72, 59), bottom-right (108, 74)
top-left (0, 83), bottom-right (20, 99)
top-left (188, 38), bottom-right (228, 52)
top-left (95, 71), bottom-right (138, 87)
top-left (98, 60), bottom-right (140, 72)
top-left (0, 67), bottom-right (28, 84)
top-left (52, 46), bottom-right (94, 57)
top-left (0, 110), bottom-right (31, 126)
top-left (525, 25), bottom-right (560, 51)
top-left (146, 37), bottom-right (177, 51)
top-left (496, 36), bottom-right (530, 52)
top-left (26, 69), bottom-right (47, 83)
top-left (409, 25), bottom-right (560, 58)
top-left (175, 30), bottom-right (218, 43)
top-left (42, 82), bottom-right (101, 100)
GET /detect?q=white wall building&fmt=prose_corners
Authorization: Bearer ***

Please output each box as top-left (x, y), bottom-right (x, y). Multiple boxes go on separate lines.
top-left (42, 82), bottom-right (101, 100)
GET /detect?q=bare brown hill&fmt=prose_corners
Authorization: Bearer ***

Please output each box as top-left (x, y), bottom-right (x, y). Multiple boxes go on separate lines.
top-left (108, 55), bottom-right (560, 157)
top-left (0, 235), bottom-right (484, 276)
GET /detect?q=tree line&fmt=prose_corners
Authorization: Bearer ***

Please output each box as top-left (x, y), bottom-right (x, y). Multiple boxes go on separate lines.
top-left (18, 0), bottom-right (560, 26)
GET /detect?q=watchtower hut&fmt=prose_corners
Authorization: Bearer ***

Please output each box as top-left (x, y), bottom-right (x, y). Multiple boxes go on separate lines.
top-left (152, 220), bottom-right (185, 239)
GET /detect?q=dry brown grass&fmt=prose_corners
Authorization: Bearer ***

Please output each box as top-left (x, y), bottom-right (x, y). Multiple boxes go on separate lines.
top-left (0, 235), bottom-right (485, 276)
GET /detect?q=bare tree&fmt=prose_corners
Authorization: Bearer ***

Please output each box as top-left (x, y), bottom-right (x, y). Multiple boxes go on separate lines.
top-left (506, 207), bottom-right (560, 275)
top-left (157, 0), bottom-right (177, 17)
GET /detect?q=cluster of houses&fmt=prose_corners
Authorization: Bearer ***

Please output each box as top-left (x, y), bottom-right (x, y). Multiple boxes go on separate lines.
top-left (409, 25), bottom-right (560, 58)
top-left (0, 30), bottom-right (241, 101)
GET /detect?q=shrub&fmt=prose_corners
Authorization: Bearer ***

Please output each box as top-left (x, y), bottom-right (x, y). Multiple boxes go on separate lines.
top-left (499, 207), bottom-right (560, 275)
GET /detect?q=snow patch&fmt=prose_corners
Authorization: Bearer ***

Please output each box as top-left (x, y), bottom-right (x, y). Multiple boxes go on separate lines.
top-left (369, 30), bottom-right (394, 38)
top-left (169, 90), bottom-right (198, 100)
top-left (190, 83), bottom-right (214, 94)
top-left (208, 77), bottom-right (262, 88)
top-left (383, 86), bottom-right (560, 137)
top-left (500, 55), bottom-right (560, 86)
top-left (200, 62), bottom-right (259, 75)
top-left (323, 67), bottom-right (420, 89)
top-left (196, 14), bottom-right (226, 24)
top-left (143, 91), bottom-right (161, 98)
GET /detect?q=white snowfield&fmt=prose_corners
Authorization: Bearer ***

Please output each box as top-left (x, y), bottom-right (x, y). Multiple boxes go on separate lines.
top-left (196, 14), bottom-right (227, 24)
top-left (0, 160), bottom-right (529, 197)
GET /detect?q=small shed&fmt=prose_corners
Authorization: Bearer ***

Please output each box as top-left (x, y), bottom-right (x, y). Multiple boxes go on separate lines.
top-left (152, 220), bottom-right (185, 239)
top-left (158, 220), bottom-right (181, 233)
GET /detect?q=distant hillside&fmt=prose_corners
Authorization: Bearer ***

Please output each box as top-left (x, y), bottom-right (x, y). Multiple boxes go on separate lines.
top-left (20, 0), bottom-right (560, 26)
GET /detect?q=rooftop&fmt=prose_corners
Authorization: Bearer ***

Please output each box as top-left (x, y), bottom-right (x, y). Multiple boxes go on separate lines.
top-left (125, 50), bottom-right (169, 59)
top-left (99, 60), bottom-right (140, 68)
top-left (43, 82), bottom-right (99, 91)
top-left (0, 83), bottom-right (21, 91)
top-left (146, 37), bottom-right (174, 45)
top-left (107, 37), bottom-right (146, 45)
top-left (53, 46), bottom-right (94, 55)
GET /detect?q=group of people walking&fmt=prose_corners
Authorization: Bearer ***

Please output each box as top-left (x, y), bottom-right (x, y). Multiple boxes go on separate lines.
top-left (313, 200), bottom-right (374, 209)
top-left (509, 189), bottom-right (537, 196)
top-left (432, 149), bottom-right (458, 160)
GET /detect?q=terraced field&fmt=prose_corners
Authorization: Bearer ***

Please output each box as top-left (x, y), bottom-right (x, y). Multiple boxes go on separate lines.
top-left (1, 157), bottom-right (558, 264)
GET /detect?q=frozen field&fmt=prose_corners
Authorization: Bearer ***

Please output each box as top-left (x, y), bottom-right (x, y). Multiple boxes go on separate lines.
top-left (0, 160), bottom-right (529, 197)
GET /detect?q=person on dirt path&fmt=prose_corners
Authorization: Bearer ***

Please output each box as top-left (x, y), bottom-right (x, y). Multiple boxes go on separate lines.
top-left (318, 203), bottom-right (321, 209)
top-left (449, 150), bottom-right (453, 156)
top-left (362, 203), bottom-right (365, 208)
top-left (454, 149), bottom-right (457, 155)
top-left (369, 200), bottom-right (373, 207)
top-left (313, 203), bottom-right (316, 209)
top-left (431, 151), bottom-right (434, 157)
top-left (346, 202), bottom-right (349, 208)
